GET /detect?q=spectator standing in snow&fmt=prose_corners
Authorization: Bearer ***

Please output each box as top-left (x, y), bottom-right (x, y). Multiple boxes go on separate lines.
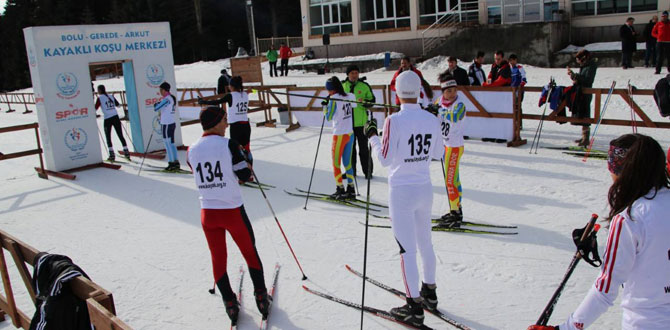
top-left (443, 56), bottom-right (470, 86)
top-left (508, 54), bottom-right (527, 88)
top-left (652, 11), bottom-right (670, 74)
top-left (390, 56), bottom-right (424, 105)
top-left (279, 42), bottom-right (293, 76)
top-left (620, 17), bottom-right (638, 69)
top-left (266, 44), bottom-right (278, 77)
top-left (468, 51), bottom-right (486, 86)
top-left (644, 15), bottom-right (658, 67)
top-left (483, 50), bottom-right (511, 87)
top-left (568, 49), bottom-right (598, 147)
top-left (342, 65), bottom-right (376, 179)
top-left (218, 69), bottom-right (231, 95)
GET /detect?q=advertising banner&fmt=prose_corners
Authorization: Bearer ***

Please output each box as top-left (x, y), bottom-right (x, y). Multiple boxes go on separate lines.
top-left (23, 22), bottom-right (180, 171)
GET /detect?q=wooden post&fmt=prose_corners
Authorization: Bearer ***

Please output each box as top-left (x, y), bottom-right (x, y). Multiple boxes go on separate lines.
top-left (594, 89), bottom-right (601, 122)
top-left (0, 246), bottom-right (20, 328)
top-left (6, 240), bottom-right (36, 304)
top-left (34, 125), bottom-right (48, 179)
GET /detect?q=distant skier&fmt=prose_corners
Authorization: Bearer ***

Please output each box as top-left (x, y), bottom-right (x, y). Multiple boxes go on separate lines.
top-left (198, 76), bottom-right (252, 153)
top-left (323, 76), bottom-right (356, 200)
top-left (95, 85), bottom-right (130, 161)
top-left (365, 71), bottom-right (444, 327)
top-left (187, 106), bottom-right (271, 325)
top-left (434, 74), bottom-right (467, 228)
top-left (528, 133), bottom-right (670, 330)
top-left (153, 82), bottom-right (180, 171)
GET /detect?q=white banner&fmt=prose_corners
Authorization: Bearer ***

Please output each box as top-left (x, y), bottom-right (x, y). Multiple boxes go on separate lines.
top-left (24, 22), bottom-right (179, 171)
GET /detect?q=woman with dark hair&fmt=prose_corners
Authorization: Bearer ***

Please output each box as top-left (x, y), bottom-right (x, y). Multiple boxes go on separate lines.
top-left (95, 85), bottom-right (130, 161)
top-left (528, 133), bottom-right (670, 330)
top-left (323, 76), bottom-right (356, 200)
top-left (418, 77), bottom-right (434, 110)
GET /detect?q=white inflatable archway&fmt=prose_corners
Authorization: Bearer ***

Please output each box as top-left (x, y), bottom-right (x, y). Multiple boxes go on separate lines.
top-left (23, 22), bottom-right (182, 172)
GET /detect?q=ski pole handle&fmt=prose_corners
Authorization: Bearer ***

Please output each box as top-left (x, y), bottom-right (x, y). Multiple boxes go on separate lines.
top-left (536, 213), bottom-right (599, 326)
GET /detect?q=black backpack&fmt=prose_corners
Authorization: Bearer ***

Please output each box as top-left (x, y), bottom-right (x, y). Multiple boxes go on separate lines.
top-left (653, 75), bottom-right (670, 117)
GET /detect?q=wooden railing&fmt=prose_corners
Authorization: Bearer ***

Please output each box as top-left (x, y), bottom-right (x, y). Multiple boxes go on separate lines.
top-left (0, 229), bottom-right (132, 329)
top-left (0, 123), bottom-right (47, 179)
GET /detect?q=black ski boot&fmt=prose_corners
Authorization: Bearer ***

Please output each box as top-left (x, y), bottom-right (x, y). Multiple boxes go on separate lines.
top-left (390, 297), bottom-right (425, 327)
top-left (420, 283), bottom-right (438, 310)
top-left (329, 186), bottom-right (345, 199)
top-left (342, 185), bottom-right (356, 200)
top-left (164, 162), bottom-right (175, 171)
top-left (123, 148), bottom-right (131, 160)
top-left (172, 161), bottom-right (181, 170)
top-left (107, 154), bottom-right (116, 162)
top-left (255, 289), bottom-right (273, 318)
top-left (224, 297), bottom-right (240, 325)
top-left (438, 208), bottom-right (463, 228)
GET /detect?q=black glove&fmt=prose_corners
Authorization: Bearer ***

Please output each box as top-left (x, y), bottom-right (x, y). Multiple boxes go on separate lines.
top-left (573, 224), bottom-right (602, 268)
top-left (197, 96), bottom-right (204, 105)
top-left (424, 103), bottom-right (440, 116)
top-left (364, 118), bottom-right (378, 138)
top-left (321, 96), bottom-right (330, 106)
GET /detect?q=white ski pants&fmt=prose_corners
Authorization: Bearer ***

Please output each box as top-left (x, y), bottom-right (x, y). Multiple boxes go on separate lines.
top-left (389, 182), bottom-right (437, 298)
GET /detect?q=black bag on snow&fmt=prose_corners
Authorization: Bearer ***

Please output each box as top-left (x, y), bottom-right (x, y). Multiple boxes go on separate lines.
top-left (29, 252), bottom-right (92, 330)
top-left (653, 75), bottom-right (670, 117)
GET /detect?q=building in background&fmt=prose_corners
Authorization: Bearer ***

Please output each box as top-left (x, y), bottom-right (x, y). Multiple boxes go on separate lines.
top-left (300, 0), bottom-right (664, 66)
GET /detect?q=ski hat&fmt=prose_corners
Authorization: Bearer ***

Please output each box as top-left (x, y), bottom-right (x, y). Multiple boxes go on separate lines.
top-left (200, 106), bottom-right (225, 130)
top-left (325, 78), bottom-right (336, 91)
top-left (346, 65), bottom-right (359, 75)
top-left (395, 71), bottom-right (421, 99)
top-left (663, 11), bottom-right (669, 17)
top-left (607, 144), bottom-right (628, 175)
top-left (159, 82), bottom-right (171, 92)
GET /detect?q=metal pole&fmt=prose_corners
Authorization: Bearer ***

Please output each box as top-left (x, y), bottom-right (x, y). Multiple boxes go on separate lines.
top-left (245, 0), bottom-right (257, 55)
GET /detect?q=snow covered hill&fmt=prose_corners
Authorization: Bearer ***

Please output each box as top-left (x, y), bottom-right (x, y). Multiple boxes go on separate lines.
top-left (0, 55), bottom-right (668, 330)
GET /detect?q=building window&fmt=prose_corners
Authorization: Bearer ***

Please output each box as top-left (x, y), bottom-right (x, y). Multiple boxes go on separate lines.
top-left (419, 0), bottom-right (480, 25)
top-left (360, 0), bottom-right (411, 31)
top-left (487, 0), bottom-right (565, 23)
top-left (310, 0), bottom-right (353, 35)
top-left (572, 0), bottom-right (657, 17)
top-left (543, 0), bottom-right (559, 21)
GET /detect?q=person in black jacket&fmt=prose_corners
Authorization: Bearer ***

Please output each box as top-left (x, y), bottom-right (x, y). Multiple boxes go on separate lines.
top-left (217, 69), bottom-right (231, 95)
top-left (468, 51), bottom-right (486, 86)
top-left (644, 15), bottom-right (659, 67)
top-left (444, 56), bottom-right (470, 86)
top-left (620, 17), bottom-right (638, 69)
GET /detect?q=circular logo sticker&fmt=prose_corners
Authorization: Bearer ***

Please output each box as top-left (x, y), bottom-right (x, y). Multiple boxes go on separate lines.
top-left (64, 127), bottom-right (88, 152)
top-left (146, 64), bottom-right (165, 87)
top-left (56, 73), bottom-right (79, 98)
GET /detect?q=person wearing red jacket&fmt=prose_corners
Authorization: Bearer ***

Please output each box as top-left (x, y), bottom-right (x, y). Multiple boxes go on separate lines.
top-left (483, 50), bottom-right (512, 87)
top-left (389, 56), bottom-right (424, 106)
top-left (652, 11), bottom-right (670, 74)
top-left (279, 42), bottom-right (293, 77)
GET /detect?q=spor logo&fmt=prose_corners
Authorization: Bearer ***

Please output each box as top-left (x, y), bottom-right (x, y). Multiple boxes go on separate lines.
top-left (64, 127), bottom-right (88, 152)
top-left (56, 72), bottom-right (80, 99)
top-left (145, 64), bottom-right (165, 87)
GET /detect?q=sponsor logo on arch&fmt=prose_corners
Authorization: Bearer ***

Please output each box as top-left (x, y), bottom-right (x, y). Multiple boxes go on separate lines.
top-left (56, 72), bottom-right (80, 99)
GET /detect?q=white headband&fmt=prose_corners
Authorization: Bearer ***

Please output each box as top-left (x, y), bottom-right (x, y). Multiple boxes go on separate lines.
top-left (440, 80), bottom-right (457, 88)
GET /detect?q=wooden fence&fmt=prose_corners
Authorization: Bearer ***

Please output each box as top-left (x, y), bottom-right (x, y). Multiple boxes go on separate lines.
top-left (0, 229), bottom-right (132, 329)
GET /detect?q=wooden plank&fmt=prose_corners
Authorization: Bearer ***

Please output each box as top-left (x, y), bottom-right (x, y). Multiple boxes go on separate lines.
top-left (459, 88), bottom-right (493, 117)
top-left (86, 298), bottom-right (133, 330)
top-left (617, 90), bottom-right (657, 128)
top-left (0, 247), bottom-right (20, 328)
top-left (35, 168), bottom-right (76, 180)
top-left (594, 89), bottom-right (601, 121)
top-left (0, 149), bottom-right (41, 161)
top-left (6, 241), bottom-right (36, 304)
top-left (0, 123), bottom-right (39, 134)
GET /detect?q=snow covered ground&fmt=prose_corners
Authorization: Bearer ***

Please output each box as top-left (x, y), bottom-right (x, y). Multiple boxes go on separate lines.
top-left (1, 55), bottom-right (668, 330)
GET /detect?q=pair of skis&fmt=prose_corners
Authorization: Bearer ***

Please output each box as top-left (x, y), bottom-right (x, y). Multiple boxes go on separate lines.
top-left (284, 188), bottom-right (387, 212)
top-left (543, 146), bottom-right (608, 160)
top-left (230, 263), bottom-right (281, 330)
top-left (365, 214), bottom-right (518, 235)
top-left (303, 265), bottom-right (472, 329)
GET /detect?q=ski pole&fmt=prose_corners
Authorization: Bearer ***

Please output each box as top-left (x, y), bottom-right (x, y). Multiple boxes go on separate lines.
top-left (359, 114), bottom-right (374, 330)
top-left (530, 82), bottom-right (553, 154)
top-left (96, 124), bottom-right (110, 159)
top-left (440, 156), bottom-right (449, 195)
top-left (536, 213), bottom-right (600, 326)
top-left (243, 154), bottom-right (308, 280)
top-left (626, 80), bottom-right (637, 134)
top-left (583, 81), bottom-right (616, 162)
top-left (251, 89), bottom-right (400, 109)
top-left (137, 130), bottom-right (155, 176)
top-left (304, 115), bottom-right (327, 210)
